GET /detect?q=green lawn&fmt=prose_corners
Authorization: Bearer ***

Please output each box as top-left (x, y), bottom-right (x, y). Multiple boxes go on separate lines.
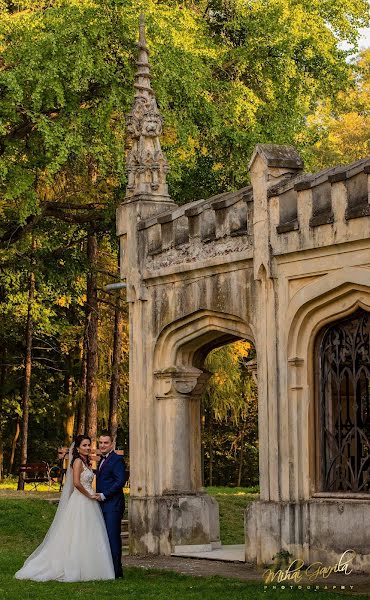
top-left (0, 475), bottom-right (60, 493)
top-left (208, 486), bottom-right (259, 545)
top-left (0, 494), bottom-right (359, 600)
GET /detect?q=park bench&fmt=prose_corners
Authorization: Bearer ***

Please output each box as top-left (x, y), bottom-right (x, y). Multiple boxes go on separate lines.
top-left (57, 447), bottom-right (129, 491)
top-left (18, 462), bottom-right (52, 490)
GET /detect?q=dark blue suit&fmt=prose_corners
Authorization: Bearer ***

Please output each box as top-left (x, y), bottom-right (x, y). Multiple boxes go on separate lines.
top-left (96, 452), bottom-right (126, 578)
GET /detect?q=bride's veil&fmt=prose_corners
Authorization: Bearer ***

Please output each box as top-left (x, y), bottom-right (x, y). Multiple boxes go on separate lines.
top-left (21, 442), bottom-right (75, 567)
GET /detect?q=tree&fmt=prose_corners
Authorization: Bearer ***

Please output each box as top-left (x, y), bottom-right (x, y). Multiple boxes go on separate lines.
top-left (202, 341), bottom-right (258, 487)
top-left (108, 291), bottom-right (124, 443)
top-left (85, 232), bottom-right (99, 446)
top-left (0, 0), bottom-right (368, 479)
top-left (302, 49), bottom-right (370, 169)
top-left (1, 0), bottom-right (368, 230)
top-left (17, 238), bottom-right (35, 490)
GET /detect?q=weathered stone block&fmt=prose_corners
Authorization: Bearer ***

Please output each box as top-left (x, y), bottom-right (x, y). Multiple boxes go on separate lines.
top-left (129, 493), bottom-right (220, 556)
top-left (245, 499), bottom-right (370, 572)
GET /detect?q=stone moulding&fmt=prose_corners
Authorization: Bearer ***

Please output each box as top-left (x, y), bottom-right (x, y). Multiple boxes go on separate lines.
top-left (154, 366), bottom-right (210, 399)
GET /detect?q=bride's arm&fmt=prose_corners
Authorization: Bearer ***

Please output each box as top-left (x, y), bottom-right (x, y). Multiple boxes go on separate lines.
top-left (72, 458), bottom-right (96, 500)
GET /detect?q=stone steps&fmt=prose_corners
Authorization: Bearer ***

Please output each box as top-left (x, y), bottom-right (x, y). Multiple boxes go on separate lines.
top-left (121, 518), bottom-right (129, 548)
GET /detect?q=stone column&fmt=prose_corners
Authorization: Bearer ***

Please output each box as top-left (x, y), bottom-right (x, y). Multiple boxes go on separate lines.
top-left (155, 366), bottom-right (210, 493)
top-left (127, 363), bottom-right (220, 556)
top-left (245, 144), bottom-right (304, 564)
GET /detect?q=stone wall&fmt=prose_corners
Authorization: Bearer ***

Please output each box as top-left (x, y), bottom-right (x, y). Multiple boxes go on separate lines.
top-left (117, 143), bottom-right (370, 568)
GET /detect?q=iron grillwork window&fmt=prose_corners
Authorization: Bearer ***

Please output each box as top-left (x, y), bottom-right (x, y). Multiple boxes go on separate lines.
top-left (319, 308), bottom-right (370, 492)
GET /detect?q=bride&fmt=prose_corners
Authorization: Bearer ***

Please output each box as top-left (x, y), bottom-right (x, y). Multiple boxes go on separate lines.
top-left (15, 435), bottom-right (115, 582)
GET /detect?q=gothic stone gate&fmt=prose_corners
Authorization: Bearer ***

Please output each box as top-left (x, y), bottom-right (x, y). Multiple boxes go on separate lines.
top-left (117, 20), bottom-right (370, 569)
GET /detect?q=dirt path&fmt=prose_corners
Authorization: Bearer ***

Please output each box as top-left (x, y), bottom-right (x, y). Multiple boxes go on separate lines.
top-left (123, 555), bottom-right (370, 595)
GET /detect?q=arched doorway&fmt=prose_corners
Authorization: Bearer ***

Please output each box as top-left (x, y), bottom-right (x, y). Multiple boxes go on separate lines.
top-left (316, 308), bottom-right (370, 493)
top-left (146, 310), bottom-right (257, 555)
top-left (200, 339), bottom-right (258, 558)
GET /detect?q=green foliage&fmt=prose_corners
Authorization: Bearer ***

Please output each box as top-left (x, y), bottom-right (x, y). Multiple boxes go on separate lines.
top-left (164, 0), bottom-right (369, 199)
top-left (0, 225), bottom-right (129, 472)
top-left (202, 342), bottom-right (259, 487)
top-left (0, 0), bottom-right (369, 483)
top-left (1, 0), bottom-right (368, 220)
top-left (302, 49), bottom-right (370, 169)
top-left (204, 341), bottom-right (256, 424)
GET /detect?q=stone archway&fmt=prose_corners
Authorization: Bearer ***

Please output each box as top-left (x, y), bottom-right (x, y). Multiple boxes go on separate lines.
top-left (154, 309), bottom-right (254, 370)
top-left (128, 310), bottom-right (255, 556)
top-left (153, 309), bottom-right (254, 492)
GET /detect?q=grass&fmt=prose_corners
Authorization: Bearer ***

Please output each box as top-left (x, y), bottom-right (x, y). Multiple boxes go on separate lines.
top-left (207, 486), bottom-right (260, 495)
top-left (0, 475), bottom-right (60, 493)
top-left (0, 493), bottom-right (361, 600)
top-left (0, 482), bottom-right (254, 545)
top-left (208, 486), bottom-right (259, 545)
top-left (0, 475), bottom-right (130, 496)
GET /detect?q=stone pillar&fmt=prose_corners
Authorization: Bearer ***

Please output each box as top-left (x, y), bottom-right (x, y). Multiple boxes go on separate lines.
top-left (246, 144), bottom-right (304, 564)
top-left (155, 366), bottom-right (211, 493)
top-left (128, 365), bottom-right (220, 556)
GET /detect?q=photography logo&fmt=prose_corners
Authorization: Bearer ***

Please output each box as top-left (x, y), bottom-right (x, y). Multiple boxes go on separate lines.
top-left (262, 549), bottom-right (357, 592)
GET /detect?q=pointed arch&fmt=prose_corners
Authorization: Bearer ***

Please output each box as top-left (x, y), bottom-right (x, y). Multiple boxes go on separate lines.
top-left (287, 266), bottom-right (370, 360)
top-left (154, 309), bottom-right (255, 370)
top-left (284, 266), bottom-right (370, 499)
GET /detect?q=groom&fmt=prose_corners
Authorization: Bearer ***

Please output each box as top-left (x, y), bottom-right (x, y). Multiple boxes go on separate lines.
top-left (96, 432), bottom-right (126, 579)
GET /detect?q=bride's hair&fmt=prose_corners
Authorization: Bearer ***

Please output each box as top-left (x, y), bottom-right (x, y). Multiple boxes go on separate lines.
top-left (70, 434), bottom-right (92, 468)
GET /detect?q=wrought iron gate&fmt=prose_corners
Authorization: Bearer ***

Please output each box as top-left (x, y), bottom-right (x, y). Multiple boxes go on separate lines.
top-left (319, 308), bottom-right (370, 492)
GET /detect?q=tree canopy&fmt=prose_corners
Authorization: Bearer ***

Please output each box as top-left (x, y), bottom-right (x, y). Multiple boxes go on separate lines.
top-left (0, 0), bottom-right (369, 485)
top-left (303, 48), bottom-right (370, 169)
top-left (0, 0), bottom-right (368, 224)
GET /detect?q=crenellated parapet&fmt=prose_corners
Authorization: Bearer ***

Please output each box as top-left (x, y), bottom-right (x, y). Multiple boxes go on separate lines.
top-left (136, 186), bottom-right (253, 272)
top-left (267, 156), bottom-right (370, 256)
top-left (126, 146), bottom-right (370, 277)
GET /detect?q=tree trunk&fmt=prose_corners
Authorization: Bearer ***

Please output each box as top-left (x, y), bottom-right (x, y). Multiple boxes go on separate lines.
top-left (0, 346), bottom-right (6, 481)
top-left (208, 407), bottom-right (213, 487)
top-left (17, 252), bottom-right (35, 490)
top-left (9, 418), bottom-right (20, 475)
top-left (85, 232), bottom-right (98, 447)
top-left (76, 328), bottom-right (87, 435)
top-left (200, 408), bottom-right (205, 487)
top-left (108, 291), bottom-right (123, 443)
top-left (237, 429), bottom-right (245, 487)
top-left (63, 358), bottom-right (75, 446)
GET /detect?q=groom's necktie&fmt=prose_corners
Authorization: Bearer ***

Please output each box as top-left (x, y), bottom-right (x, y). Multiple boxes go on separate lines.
top-left (99, 451), bottom-right (111, 470)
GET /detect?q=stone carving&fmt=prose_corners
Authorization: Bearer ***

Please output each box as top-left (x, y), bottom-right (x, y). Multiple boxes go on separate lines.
top-left (155, 366), bottom-right (211, 399)
top-left (125, 15), bottom-right (169, 200)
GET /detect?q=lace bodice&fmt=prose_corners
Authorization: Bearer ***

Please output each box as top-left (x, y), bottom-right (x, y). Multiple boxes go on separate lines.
top-left (80, 463), bottom-right (94, 495)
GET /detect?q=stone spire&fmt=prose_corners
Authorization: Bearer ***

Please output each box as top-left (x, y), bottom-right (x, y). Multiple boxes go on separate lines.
top-left (125, 14), bottom-right (169, 201)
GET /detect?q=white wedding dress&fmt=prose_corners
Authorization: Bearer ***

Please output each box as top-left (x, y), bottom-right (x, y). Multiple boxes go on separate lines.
top-left (15, 458), bottom-right (115, 582)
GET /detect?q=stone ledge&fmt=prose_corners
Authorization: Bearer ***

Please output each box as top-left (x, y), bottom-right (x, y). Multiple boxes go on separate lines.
top-left (345, 204), bottom-right (370, 220)
top-left (276, 219), bottom-right (299, 234)
top-left (309, 212), bottom-right (334, 227)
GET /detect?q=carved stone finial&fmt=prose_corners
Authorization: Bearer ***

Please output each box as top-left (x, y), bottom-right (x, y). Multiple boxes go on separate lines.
top-left (125, 14), bottom-right (170, 201)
